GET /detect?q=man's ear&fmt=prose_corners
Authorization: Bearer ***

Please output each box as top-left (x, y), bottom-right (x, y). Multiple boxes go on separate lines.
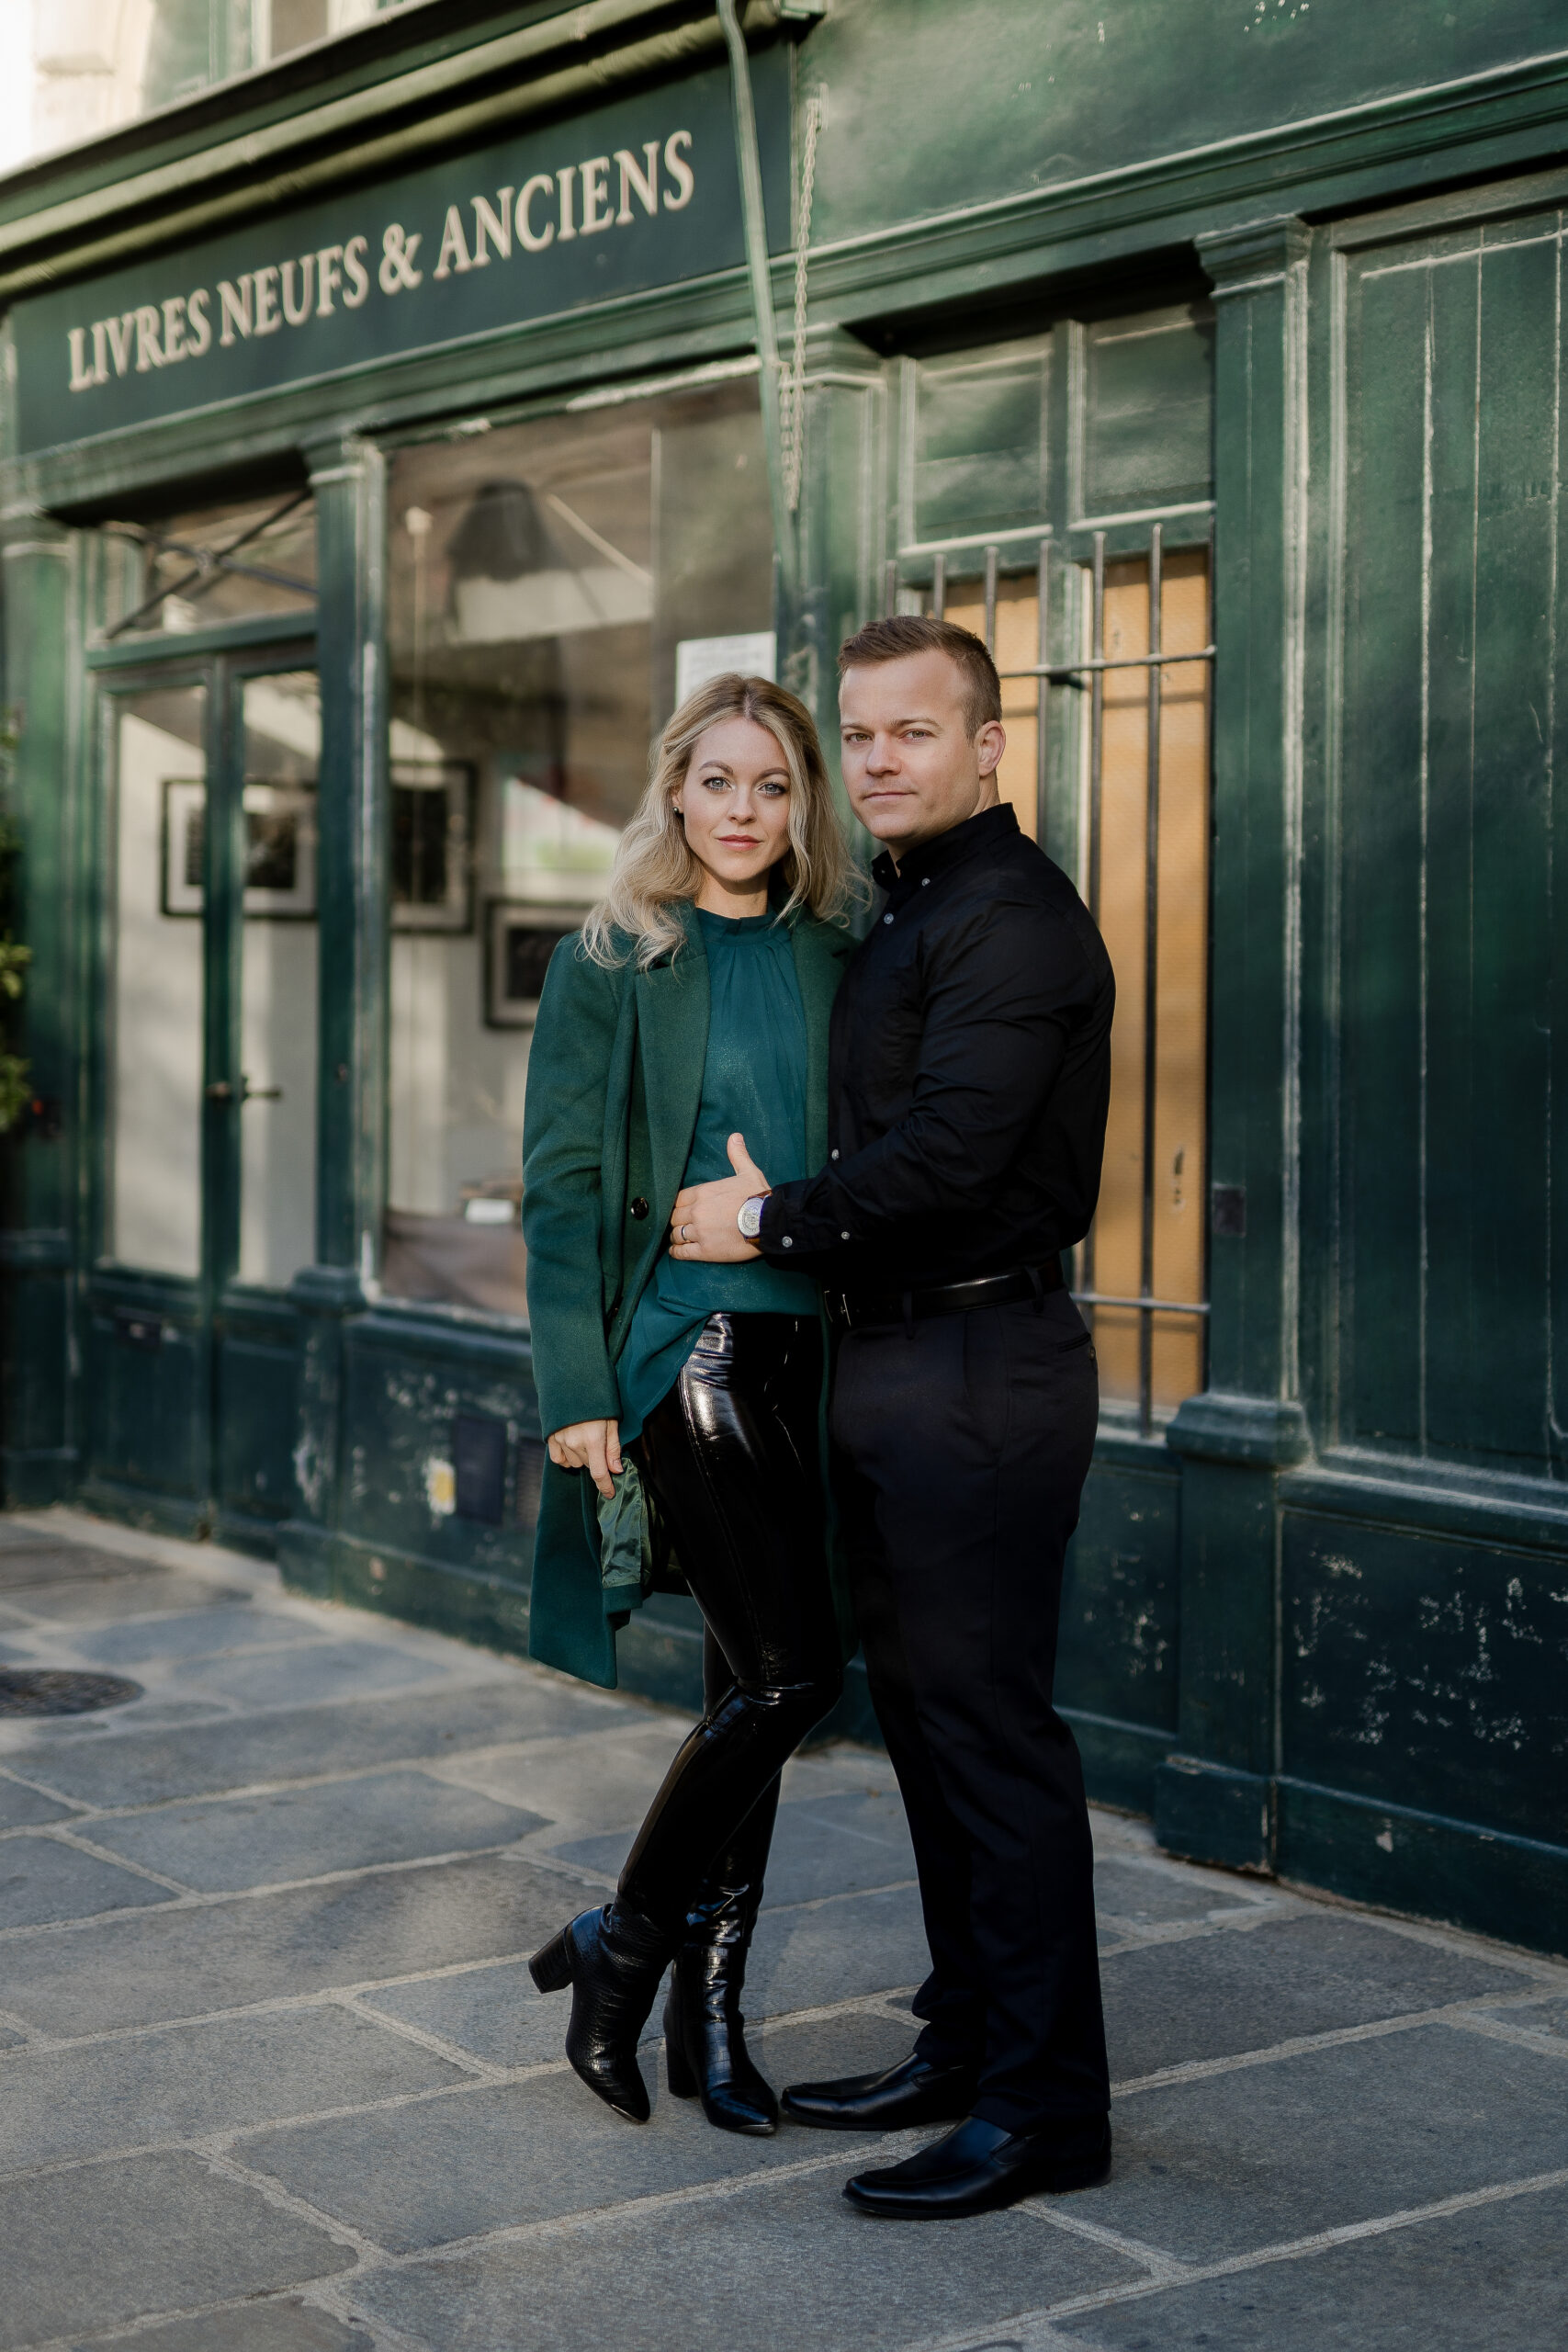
top-left (976, 718), bottom-right (1007, 777)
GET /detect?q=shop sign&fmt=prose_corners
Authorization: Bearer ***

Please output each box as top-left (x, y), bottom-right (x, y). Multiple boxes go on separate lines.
top-left (10, 51), bottom-right (788, 456)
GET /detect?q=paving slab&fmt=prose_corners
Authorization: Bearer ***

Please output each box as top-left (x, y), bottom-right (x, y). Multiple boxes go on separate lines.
top-left (1094, 2021), bottom-right (1568, 2265)
top-left (86, 1769), bottom-right (547, 1893)
top-left (0, 1544), bottom-right (151, 1589)
top-left (1092, 1855), bottom-right (1274, 1928)
top-left (744, 1883), bottom-right (931, 2018)
top-left (0, 1570), bottom-right (255, 1623)
top-left (349, 2167), bottom-right (1143, 2352)
top-left (0, 1773), bottom-right (85, 1828)
top-left (552, 1788), bottom-right (919, 1908)
top-left (0, 2148), bottom-right (355, 2349)
top-left (85, 2299), bottom-right (375, 2352)
top-left (1101, 1912), bottom-right (1529, 2082)
top-left (243, 2012), bottom-right (928, 2253)
top-left (1043, 2178), bottom-right (1568, 2351)
top-left (0, 1831), bottom-right (175, 1928)
top-left (179, 1637), bottom-right (468, 1710)
top-left (0, 1677), bottom-right (633, 1807)
top-left (430, 1724), bottom-right (704, 1831)
top-left (0, 1524), bottom-right (70, 1554)
top-left (0, 2006), bottom-right (468, 2175)
top-left (1468, 1990), bottom-right (1568, 2043)
top-left (62, 1605), bottom-right (328, 1666)
top-left (0, 1852), bottom-right (575, 2033)
top-left (358, 1958), bottom-right (571, 2071)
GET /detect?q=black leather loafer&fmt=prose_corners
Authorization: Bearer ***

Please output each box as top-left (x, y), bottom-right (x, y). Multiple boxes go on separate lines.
top-left (781, 2052), bottom-right (978, 2132)
top-left (844, 2114), bottom-right (1112, 2217)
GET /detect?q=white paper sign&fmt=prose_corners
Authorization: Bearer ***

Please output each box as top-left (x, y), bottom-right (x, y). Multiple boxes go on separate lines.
top-left (675, 631), bottom-right (777, 707)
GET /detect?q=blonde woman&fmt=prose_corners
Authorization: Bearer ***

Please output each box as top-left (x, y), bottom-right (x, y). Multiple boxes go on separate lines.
top-left (523, 674), bottom-right (857, 2134)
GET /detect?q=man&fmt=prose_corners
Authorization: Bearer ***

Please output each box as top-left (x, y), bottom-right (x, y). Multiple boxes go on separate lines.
top-left (669, 615), bottom-right (1114, 2218)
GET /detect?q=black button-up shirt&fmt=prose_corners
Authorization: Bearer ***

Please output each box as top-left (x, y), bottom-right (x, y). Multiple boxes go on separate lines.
top-left (758, 803), bottom-right (1113, 1287)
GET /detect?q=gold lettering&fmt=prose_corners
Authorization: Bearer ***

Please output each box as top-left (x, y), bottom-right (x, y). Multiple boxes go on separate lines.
top-left (342, 235), bottom-right (370, 309)
top-left (218, 277), bottom-right (253, 346)
top-left (253, 265), bottom-right (281, 334)
top-left (68, 327), bottom-right (94, 391)
top-left (663, 130), bottom-right (694, 210)
top-left (281, 255), bottom-right (316, 325)
top-left (434, 207), bottom-right (472, 279)
top-left (615, 142), bottom-right (660, 224)
top-left (471, 189), bottom-right (513, 265)
top-left (580, 155), bottom-right (613, 235)
top-left (161, 295), bottom-right (188, 361)
top-left (557, 164), bottom-right (578, 242)
top-left (133, 305), bottom-right (164, 371)
top-left (518, 174), bottom-right (555, 253)
top-left (186, 288), bottom-right (212, 356)
top-left (316, 245), bottom-right (344, 315)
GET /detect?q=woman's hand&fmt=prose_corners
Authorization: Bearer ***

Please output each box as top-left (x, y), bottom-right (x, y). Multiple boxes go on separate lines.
top-left (547, 1419), bottom-right (624, 1499)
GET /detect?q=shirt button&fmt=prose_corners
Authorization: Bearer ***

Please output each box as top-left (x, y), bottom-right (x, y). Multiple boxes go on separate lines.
top-left (781, 1235), bottom-right (794, 1249)
top-left (829, 1148), bottom-right (840, 1160)
top-left (629, 1197), bottom-right (649, 1220)
top-left (882, 913), bottom-right (894, 925)
top-left (840, 1230), bottom-right (851, 1240)
top-left (921, 876), bottom-right (931, 887)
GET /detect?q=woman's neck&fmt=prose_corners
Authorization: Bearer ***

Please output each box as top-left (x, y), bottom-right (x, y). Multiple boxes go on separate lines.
top-left (693, 871), bottom-right (772, 920)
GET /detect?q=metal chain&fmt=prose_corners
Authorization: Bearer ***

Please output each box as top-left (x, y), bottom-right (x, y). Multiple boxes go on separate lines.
top-left (784, 89), bottom-right (823, 514)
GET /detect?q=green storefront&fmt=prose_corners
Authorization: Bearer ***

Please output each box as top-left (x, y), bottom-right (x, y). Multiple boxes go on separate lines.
top-left (2, 0), bottom-right (1565, 1955)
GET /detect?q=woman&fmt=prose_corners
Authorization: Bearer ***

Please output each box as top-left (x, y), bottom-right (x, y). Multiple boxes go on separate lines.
top-left (522, 673), bottom-right (857, 2135)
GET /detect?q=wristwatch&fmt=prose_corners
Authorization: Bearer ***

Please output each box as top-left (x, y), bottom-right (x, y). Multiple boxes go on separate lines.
top-left (737, 1193), bottom-right (769, 1241)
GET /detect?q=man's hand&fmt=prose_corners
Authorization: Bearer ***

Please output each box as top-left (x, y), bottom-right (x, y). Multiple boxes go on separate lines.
top-left (671, 1134), bottom-right (771, 1263)
top-left (547, 1419), bottom-right (623, 1499)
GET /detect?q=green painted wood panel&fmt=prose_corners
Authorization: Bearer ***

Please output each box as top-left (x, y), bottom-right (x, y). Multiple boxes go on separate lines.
top-left (1339, 213), bottom-right (1568, 1475)
top-left (1282, 1509), bottom-right (1568, 1847)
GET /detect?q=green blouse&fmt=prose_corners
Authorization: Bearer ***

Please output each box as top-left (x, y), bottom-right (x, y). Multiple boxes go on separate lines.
top-left (616, 907), bottom-right (818, 1442)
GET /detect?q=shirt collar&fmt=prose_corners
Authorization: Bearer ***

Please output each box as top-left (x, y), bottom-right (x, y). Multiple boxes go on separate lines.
top-left (871, 801), bottom-right (1020, 899)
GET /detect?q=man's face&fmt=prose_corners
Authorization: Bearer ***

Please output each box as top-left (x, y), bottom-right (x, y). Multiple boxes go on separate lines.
top-left (839, 649), bottom-right (1005, 858)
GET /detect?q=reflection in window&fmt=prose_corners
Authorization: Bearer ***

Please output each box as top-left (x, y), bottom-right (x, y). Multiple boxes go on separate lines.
top-left (99, 489), bottom-right (317, 639)
top-left (382, 381), bottom-right (773, 1317)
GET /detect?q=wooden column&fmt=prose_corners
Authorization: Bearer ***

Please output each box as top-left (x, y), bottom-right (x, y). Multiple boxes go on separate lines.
top-left (1158, 219), bottom-right (1312, 1870)
top-left (282, 435), bottom-right (388, 1575)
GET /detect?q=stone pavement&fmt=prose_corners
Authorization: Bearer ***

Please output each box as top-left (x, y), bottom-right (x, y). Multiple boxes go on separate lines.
top-left (0, 1510), bottom-right (1563, 2352)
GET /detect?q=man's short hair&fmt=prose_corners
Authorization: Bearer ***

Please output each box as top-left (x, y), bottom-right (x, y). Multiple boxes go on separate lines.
top-left (837, 614), bottom-right (1003, 738)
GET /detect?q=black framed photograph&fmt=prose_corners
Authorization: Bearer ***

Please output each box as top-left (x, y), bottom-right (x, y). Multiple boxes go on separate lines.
top-left (391, 760), bottom-right (475, 933)
top-left (161, 778), bottom-right (318, 919)
top-left (484, 899), bottom-right (582, 1027)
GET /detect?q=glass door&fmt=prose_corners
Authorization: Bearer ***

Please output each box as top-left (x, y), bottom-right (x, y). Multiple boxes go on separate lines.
top-left (89, 651), bottom-right (319, 1539)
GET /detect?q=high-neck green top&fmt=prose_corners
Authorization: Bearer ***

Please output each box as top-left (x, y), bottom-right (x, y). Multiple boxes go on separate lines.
top-left (616, 908), bottom-right (818, 1442)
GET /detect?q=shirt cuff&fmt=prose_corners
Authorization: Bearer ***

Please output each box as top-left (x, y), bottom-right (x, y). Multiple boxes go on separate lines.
top-left (758, 1176), bottom-right (852, 1265)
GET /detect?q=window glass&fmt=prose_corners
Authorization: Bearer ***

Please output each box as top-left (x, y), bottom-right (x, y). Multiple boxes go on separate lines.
top-left (100, 489), bottom-right (317, 639)
top-left (382, 379), bottom-right (773, 1317)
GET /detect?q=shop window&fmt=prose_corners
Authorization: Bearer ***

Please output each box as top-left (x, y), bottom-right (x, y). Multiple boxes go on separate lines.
top-left (895, 312), bottom-right (1214, 1430)
top-left (100, 488), bottom-right (317, 639)
top-left (381, 380), bottom-right (773, 1317)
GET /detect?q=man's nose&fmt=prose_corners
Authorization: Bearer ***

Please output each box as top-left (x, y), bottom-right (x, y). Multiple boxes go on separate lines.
top-left (865, 734), bottom-right (900, 773)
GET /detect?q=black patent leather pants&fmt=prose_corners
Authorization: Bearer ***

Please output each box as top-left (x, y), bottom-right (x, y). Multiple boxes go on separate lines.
top-left (620, 1312), bottom-right (841, 1936)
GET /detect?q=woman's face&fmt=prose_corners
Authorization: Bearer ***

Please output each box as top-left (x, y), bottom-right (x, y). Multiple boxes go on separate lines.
top-left (673, 715), bottom-right (794, 902)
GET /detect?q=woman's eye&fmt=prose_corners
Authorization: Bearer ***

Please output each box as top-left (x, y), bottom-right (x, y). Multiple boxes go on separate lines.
top-left (758, 781), bottom-right (787, 797)
top-left (700, 775), bottom-right (731, 791)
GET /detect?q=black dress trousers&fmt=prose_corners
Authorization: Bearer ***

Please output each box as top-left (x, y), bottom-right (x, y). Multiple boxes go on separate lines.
top-left (830, 1284), bottom-right (1110, 2137)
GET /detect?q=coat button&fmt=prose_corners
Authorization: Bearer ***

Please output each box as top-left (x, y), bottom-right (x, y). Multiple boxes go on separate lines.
top-left (630, 1197), bottom-right (649, 1220)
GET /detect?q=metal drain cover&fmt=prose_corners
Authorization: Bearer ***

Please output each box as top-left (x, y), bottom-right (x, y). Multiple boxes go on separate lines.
top-left (0, 1670), bottom-right (142, 1717)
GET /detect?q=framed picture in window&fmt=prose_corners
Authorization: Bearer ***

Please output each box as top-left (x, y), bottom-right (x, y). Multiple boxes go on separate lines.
top-left (484, 900), bottom-right (582, 1027)
top-left (161, 778), bottom-right (318, 919)
top-left (391, 760), bottom-right (475, 933)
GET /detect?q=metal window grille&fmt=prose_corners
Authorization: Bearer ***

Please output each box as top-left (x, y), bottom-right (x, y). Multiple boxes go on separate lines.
top-left (883, 522), bottom-right (1214, 1435)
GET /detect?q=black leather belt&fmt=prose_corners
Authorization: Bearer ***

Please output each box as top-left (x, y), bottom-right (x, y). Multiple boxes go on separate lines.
top-left (824, 1255), bottom-right (1065, 1332)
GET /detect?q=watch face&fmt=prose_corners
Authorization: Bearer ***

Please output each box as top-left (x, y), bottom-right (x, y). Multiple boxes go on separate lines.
top-left (739, 1197), bottom-right (763, 1239)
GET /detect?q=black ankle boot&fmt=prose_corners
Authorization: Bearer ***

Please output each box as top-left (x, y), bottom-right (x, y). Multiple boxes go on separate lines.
top-left (662, 1883), bottom-right (778, 2135)
top-left (529, 1903), bottom-right (674, 2123)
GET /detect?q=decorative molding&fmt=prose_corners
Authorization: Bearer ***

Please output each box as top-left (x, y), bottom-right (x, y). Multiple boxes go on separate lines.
top-left (1197, 215), bottom-right (1312, 294)
top-left (1166, 1391), bottom-right (1312, 1468)
top-left (0, 1227), bottom-right (72, 1271)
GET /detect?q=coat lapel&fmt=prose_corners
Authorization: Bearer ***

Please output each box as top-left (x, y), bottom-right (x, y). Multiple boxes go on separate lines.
top-left (633, 903), bottom-right (709, 1220)
top-left (792, 918), bottom-right (852, 1173)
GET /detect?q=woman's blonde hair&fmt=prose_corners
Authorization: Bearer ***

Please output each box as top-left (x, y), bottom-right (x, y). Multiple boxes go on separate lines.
top-left (581, 673), bottom-right (856, 968)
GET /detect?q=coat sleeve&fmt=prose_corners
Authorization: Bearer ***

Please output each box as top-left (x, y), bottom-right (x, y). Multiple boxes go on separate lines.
top-left (522, 939), bottom-right (625, 1440)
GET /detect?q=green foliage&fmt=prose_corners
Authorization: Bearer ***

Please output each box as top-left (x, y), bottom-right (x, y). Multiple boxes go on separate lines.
top-left (0, 708), bottom-right (28, 1135)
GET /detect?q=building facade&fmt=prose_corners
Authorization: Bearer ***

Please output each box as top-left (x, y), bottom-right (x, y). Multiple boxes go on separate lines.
top-left (2, 0), bottom-right (1565, 1954)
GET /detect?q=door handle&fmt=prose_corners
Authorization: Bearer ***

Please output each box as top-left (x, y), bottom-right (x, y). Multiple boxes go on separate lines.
top-left (204, 1079), bottom-right (283, 1102)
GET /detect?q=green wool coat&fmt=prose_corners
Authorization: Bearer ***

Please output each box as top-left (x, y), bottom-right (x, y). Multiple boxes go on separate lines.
top-left (521, 901), bottom-right (852, 1690)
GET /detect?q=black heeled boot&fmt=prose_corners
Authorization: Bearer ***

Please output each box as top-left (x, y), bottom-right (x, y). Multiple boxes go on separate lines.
top-left (529, 1901), bottom-right (675, 2123)
top-left (662, 1879), bottom-right (778, 2135)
